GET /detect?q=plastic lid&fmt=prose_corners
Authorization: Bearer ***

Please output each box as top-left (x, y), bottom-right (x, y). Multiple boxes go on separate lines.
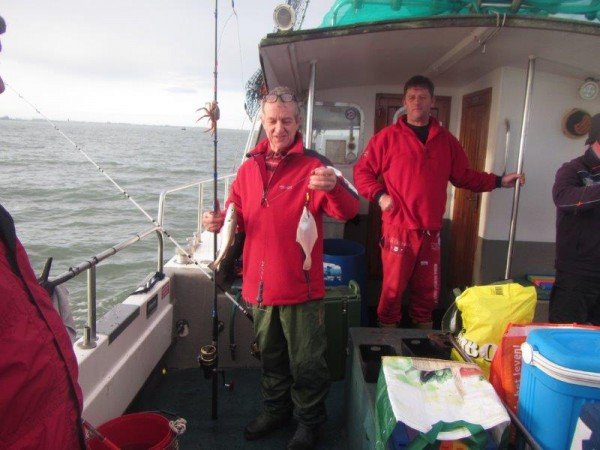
top-left (527, 329), bottom-right (600, 373)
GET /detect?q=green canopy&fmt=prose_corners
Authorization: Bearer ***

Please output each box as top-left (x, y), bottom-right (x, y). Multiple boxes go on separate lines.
top-left (320, 0), bottom-right (600, 27)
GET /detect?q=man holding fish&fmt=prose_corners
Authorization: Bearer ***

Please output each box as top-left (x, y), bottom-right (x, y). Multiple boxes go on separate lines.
top-left (203, 86), bottom-right (359, 450)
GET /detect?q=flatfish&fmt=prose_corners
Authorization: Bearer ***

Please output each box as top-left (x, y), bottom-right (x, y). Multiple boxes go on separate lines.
top-left (208, 203), bottom-right (237, 271)
top-left (296, 205), bottom-right (317, 271)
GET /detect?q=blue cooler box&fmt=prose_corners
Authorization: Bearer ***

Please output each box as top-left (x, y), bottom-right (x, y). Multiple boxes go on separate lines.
top-left (518, 329), bottom-right (600, 450)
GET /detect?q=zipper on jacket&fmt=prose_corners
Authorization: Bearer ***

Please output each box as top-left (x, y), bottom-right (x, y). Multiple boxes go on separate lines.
top-left (256, 260), bottom-right (265, 305)
top-left (261, 156), bottom-right (288, 207)
top-left (304, 270), bottom-right (312, 301)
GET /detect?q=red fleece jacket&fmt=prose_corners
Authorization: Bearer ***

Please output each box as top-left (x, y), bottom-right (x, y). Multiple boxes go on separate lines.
top-left (354, 116), bottom-right (497, 230)
top-left (0, 206), bottom-right (84, 449)
top-left (227, 134), bottom-right (359, 306)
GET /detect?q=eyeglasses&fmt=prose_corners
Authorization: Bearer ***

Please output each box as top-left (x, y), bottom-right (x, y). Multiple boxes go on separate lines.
top-left (263, 93), bottom-right (297, 103)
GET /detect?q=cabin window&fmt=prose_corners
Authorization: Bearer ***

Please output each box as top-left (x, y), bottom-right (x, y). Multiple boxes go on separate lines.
top-left (303, 102), bottom-right (364, 166)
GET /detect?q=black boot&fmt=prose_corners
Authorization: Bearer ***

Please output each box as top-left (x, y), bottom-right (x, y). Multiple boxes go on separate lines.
top-left (287, 423), bottom-right (320, 450)
top-left (244, 411), bottom-right (291, 441)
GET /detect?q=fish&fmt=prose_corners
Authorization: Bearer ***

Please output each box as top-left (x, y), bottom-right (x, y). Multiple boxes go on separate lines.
top-left (208, 203), bottom-right (237, 271)
top-left (296, 205), bottom-right (318, 271)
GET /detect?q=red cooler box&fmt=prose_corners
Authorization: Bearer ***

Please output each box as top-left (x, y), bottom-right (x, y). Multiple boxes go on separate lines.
top-left (518, 329), bottom-right (600, 450)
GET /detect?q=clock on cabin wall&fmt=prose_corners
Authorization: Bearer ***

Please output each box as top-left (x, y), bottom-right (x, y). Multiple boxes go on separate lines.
top-left (579, 79), bottom-right (599, 101)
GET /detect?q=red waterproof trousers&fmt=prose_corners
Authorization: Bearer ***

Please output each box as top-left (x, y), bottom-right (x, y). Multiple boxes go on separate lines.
top-left (378, 225), bottom-right (440, 325)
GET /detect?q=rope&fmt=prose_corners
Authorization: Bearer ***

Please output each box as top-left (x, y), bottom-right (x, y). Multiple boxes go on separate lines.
top-left (169, 417), bottom-right (187, 435)
top-left (5, 82), bottom-right (214, 280)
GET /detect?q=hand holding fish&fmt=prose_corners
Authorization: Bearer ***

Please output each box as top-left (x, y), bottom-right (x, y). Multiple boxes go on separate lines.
top-left (308, 167), bottom-right (337, 192)
top-left (202, 210), bottom-right (225, 233)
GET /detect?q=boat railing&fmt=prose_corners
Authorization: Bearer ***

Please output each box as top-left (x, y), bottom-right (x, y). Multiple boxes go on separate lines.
top-left (50, 226), bottom-right (164, 348)
top-left (156, 112), bottom-right (259, 236)
top-left (157, 173), bottom-right (237, 237)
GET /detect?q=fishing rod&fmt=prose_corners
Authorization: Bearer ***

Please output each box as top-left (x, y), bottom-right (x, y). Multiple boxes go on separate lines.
top-left (6, 83), bottom-right (259, 328)
top-left (9, 78), bottom-right (255, 402)
top-left (6, 83), bottom-right (218, 281)
top-left (210, 0), bottom-right (220, 421)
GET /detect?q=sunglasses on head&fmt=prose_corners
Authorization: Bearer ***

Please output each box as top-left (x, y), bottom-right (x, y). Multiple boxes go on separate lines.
top-left (263, 93), bottom-right (297, 103)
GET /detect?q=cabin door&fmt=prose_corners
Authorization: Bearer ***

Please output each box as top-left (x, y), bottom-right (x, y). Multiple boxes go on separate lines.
top-left (366, 93), bottom-right (451, 280)
top-left (447, 88), bottom-right (492, 289)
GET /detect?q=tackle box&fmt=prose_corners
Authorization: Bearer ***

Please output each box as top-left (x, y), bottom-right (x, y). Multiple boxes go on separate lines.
top-left (324, 280), bottom-right (361, 380)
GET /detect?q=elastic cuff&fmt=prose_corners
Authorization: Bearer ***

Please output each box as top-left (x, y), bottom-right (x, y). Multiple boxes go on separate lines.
top-left (373, 190), bottom-right (387, 204)
top-left (495, 175), bottom-right (502, 189)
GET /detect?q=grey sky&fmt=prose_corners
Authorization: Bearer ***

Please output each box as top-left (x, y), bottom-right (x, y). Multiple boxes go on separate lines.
top-left (1, 1), bottom-right (332, 128)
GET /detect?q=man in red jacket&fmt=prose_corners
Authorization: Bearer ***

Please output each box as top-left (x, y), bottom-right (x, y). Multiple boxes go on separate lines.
top-left (354, 75), bottom-right (524, 328)
top-left (0, 18), bottom-right (85, 448)
top-left (203, 86), bottom-right (359, 449)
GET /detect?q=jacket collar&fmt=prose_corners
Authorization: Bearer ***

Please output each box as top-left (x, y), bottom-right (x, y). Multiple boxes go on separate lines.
top-left (395, 114), bottom-right (442, 142)
top-left (247, 132), bottom-right (305, 158)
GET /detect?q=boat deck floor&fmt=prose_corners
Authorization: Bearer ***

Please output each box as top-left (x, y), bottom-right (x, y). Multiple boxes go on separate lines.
top-left (129, 367), bottom-right (348, 449)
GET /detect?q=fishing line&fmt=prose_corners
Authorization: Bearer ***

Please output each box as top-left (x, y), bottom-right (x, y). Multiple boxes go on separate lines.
top-left (233, 3), bottom-right (245, 91)
top-left (216, 1), bottom-right (245, 93)
top-left (5, 82), bottom-right (214, 280)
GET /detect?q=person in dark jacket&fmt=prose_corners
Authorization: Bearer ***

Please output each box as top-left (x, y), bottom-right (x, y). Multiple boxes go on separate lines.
top-left (203, 86), bottom-right (359, 450)
top-left (550, 113), bottom-right (600, 325)
top-left (354, 75), bottom-right (524, 328)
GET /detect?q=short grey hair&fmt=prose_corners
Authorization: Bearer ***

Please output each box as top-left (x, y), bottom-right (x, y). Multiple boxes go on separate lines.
top-left (260, 86), bottom-right (302, 119)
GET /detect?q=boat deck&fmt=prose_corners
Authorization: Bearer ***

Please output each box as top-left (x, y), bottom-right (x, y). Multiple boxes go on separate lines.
top-left (129, 366), bottom-right (347, 449)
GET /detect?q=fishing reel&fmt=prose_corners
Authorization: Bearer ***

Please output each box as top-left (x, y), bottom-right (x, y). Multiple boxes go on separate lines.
top-left (198, 345), bottom-right (217, 380)
top-left (197, 344), bottom-right (234, 391)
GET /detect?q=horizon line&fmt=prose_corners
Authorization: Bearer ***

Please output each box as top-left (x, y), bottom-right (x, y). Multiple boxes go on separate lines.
top-left (0, 115), bottom-right (252, 132)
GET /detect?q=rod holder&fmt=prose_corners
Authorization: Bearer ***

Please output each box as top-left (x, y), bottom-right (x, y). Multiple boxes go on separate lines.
top-left (77, 326), bottom-right (97, 349)
top-left (87, 266), bottom-right (97, 341)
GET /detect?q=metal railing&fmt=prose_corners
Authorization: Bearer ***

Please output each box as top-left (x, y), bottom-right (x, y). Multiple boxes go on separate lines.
top-left (157, 173), bottom-right (237, 235)
top-left (50, 226), bottom-right (164, 349)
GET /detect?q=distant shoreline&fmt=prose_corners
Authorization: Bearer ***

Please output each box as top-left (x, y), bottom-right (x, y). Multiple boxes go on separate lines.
top-left (0, 116), bottom-right (248, 132)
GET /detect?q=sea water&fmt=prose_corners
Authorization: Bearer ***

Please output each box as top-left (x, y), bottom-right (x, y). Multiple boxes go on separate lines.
top-left (1, 118), bottom-right (246, 331)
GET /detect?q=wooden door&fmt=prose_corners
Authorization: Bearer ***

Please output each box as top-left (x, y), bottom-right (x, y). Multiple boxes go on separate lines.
top-left (366, 93), bottom-right (451, 280)
top-left (447, 88), bottom-right (492, 289)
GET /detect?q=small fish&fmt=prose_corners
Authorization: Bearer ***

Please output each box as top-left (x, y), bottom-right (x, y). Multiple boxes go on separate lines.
top-left (296, 205), bottom-right (317, 271)
top-left (208, 203), bottom-right (237, 271)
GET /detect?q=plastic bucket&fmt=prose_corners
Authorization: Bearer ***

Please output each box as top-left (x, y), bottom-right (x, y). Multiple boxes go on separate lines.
top-left (87, 412), bottom-right (176, 450)
top-left (323, 239), bottom-right (367, 325)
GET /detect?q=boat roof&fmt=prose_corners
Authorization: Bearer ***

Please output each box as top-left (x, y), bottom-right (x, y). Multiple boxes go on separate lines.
top-left (259, 15), bottom-right (600, 93)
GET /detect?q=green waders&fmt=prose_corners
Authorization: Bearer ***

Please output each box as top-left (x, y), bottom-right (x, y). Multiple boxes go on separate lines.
top-left (253, 299), bottom-right (330, 426)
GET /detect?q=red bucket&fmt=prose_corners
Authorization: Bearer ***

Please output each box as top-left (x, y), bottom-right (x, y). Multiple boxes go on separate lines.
top-left (87, 412), bottom-right (177, 450)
